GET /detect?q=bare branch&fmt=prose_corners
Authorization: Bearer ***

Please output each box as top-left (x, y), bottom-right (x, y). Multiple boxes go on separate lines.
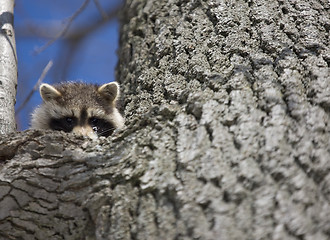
top-left (16, 3), bottom-right (122, 42)
top-left (34, 0), bottom-right (90, 54)
top-left (93, 0), bottom-right (109, 20)
top-left (66, 3), bottom-right (123, 42)
top-left (16, 61), bottom-right (53, 115)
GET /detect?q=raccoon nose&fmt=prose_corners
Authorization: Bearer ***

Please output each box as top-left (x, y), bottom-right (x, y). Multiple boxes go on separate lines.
top-left (72, 126), bottom-right (97, 139)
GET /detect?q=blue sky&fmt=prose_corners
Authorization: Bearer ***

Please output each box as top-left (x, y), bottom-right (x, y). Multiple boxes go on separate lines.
top-left (15, 0), bottom-right (122, 130)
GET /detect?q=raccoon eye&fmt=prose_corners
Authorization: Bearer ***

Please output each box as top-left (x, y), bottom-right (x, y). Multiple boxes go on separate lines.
top-left (88, 117), bottom-right (114, 137)
top-left (89, 117), bottom-right (99, 132)
top-left (66, 117), bottom-right (74, 125)
top-left (49, 116), bottom-right (77, 132)
top-left (90, 117), bottom-right (99, 125)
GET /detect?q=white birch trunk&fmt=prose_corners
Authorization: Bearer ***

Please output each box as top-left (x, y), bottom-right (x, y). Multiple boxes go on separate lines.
top-left (0, 0), bottom-right (17, 135)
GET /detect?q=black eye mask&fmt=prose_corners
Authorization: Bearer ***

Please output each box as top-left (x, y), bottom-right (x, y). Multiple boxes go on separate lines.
top-left (88, 117), bottom-right (115, 137)
top-left (49, 117), bottom-right (78, 132)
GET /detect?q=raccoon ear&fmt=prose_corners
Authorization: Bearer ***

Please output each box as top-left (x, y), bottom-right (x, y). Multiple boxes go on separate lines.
top-left (98, 82), bottom-right (120, 103)
top-left (40, 84), bottom-right (62, 102)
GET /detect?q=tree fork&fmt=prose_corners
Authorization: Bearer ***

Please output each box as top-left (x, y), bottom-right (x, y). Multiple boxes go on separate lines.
top-left (0, 0), bottom-right (329, 239)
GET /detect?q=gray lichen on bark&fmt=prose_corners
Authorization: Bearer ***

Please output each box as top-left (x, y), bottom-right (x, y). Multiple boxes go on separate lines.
top-left (1, 0), bottom-right (330, 239)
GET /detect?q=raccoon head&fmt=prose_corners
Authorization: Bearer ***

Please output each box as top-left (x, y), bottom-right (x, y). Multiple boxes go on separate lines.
top-left (30, 82), bottom-right (124, 138)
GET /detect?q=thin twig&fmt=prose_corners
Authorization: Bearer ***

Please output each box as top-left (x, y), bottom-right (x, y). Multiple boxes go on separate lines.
top-left (15, 60), bottom-right (53, 115)
top-left (65, 3), bottom-right (122, 42)
top-left (93, 0), bottom-right (109, 20)
top-left (34, 0), bottom-right (90, 54)
top-left (16, 2), bottom-right (122, 43)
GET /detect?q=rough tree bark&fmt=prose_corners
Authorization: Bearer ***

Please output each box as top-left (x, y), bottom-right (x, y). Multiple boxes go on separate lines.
top-left (0, 0), bottom-right (329, 239)
top-left (0, 0), bottom-right (17, 135)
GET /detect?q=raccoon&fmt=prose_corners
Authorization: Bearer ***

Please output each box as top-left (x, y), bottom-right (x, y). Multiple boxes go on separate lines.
top-left (30, 82), bottom-right (124, 138)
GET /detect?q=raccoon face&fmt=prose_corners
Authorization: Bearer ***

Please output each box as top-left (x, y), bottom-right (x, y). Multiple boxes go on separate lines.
top-left (48, 109), bottom-right (116, 137)
top-left (30, 82), bottom-right (125, 138)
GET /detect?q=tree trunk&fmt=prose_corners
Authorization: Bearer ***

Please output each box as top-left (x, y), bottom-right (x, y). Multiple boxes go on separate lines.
top-left (1, 0), bottom-right (329, 239)
top-left (0, 0), bottom-right (17, 135)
